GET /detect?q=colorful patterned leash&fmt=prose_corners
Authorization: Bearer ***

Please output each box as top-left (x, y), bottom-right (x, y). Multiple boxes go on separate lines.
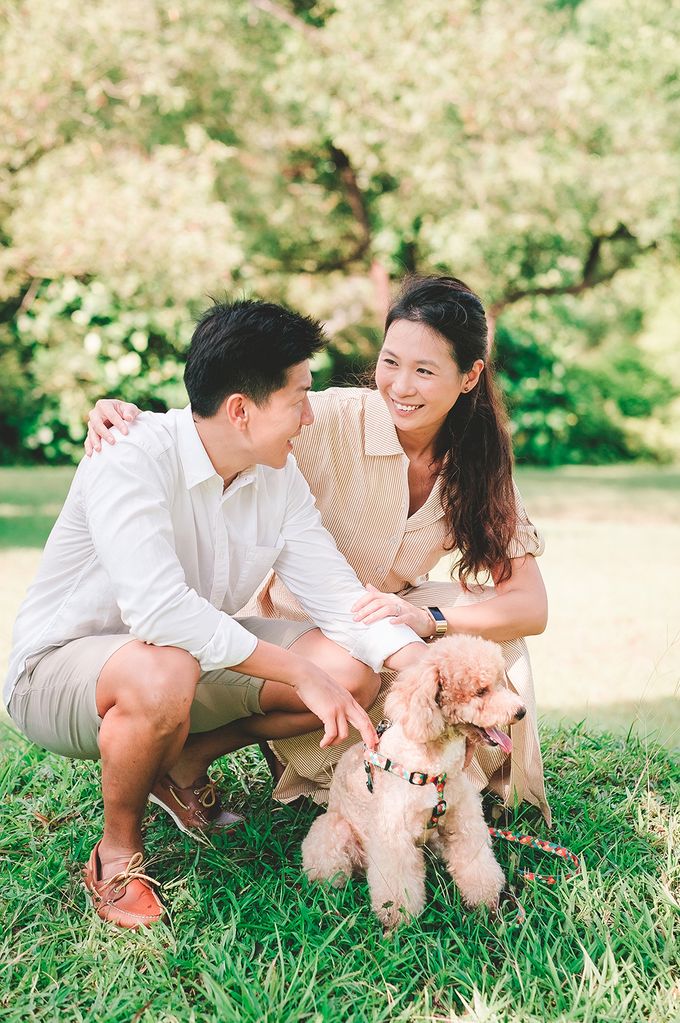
top-left (488, 826), bottom-right (581, 924)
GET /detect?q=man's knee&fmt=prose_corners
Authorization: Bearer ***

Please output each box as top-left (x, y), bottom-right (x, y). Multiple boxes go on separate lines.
top-left (99, 642), bottom-right (200, 730)
top-left (343, 660), bottom-right (381, 709)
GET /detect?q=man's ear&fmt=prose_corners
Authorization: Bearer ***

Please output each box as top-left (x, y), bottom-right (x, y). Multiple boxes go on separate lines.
top-left (223, 393), bottom-right (250, 430)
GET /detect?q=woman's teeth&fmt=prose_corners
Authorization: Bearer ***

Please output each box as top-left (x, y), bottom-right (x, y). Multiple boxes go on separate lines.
top-left (393, 401), bottom-right (423, 412)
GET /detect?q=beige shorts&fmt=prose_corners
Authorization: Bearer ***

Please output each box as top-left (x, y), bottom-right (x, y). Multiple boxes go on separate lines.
top-left (8, 617), bottom-right (316, 761)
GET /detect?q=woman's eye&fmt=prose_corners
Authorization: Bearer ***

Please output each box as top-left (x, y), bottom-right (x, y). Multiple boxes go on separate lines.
top-left (417, 368), bottom-right (433, 375)
top-left (383, 358), bottom-right (397, 366)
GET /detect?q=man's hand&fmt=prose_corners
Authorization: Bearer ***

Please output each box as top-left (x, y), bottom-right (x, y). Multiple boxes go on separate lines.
top-left (294, 669), bottom-right (379, 749)
top-left (85, 399), bottom-right (141, 456)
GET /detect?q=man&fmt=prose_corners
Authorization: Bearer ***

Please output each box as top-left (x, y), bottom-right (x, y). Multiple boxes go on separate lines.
top-left (5, 299), bottom-right (425, 929)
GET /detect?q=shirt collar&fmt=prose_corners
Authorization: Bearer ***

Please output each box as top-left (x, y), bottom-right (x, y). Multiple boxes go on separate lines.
top-left (176, 405), bottom-right (223, 490)
top-left (364, 390), bottom-right (405, 457)
top-left (177, 405), bottom-right (259, 493)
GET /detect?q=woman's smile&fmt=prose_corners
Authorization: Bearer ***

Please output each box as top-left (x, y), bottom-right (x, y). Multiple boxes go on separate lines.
top-left (376, 319), bottom-right (467, 438)
top-left (390, 397), bottom-right (425, 415)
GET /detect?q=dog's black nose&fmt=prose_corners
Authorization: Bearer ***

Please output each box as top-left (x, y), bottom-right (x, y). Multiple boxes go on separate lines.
top-left (515, 706), bottom-right (526, 721)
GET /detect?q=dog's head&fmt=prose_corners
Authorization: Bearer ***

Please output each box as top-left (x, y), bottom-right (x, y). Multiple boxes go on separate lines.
top-left (384, 634), bottom-right (526, 751)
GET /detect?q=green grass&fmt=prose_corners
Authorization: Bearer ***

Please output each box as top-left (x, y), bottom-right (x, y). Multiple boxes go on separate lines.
top-left (1, 723), bottom-right (678, 1023)
top-left (0, 465), bottom-right (679, 1021)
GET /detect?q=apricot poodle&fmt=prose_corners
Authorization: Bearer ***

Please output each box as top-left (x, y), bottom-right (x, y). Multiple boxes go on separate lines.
top-left (301, 634), bottom-right (526, 929)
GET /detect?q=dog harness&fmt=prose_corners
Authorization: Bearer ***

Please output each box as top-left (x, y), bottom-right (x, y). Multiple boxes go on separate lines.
top-left (362, 722), bottom-right (581, 925)
top-left (362, 719), bottom-right (447, 829)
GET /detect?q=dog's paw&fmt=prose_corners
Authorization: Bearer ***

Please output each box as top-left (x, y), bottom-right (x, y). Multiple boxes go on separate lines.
top-left (375, 899), bottom-right (414, 931)
top-left (457, 859), bottom-right (506, 911)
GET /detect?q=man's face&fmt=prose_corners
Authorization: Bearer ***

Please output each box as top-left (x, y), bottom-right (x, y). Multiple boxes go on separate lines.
top-left (246, 361), bottom-right (314, 469)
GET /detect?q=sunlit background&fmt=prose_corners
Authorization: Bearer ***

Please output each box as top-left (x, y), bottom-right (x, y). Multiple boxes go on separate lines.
top-left (2, 0), bottom-right (679, 751)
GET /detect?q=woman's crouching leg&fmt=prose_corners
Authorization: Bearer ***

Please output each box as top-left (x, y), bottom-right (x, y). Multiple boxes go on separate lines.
top-left (473, 635), bottom-right (551, 825)
top-left (402, 580), bottom-right (551, 825)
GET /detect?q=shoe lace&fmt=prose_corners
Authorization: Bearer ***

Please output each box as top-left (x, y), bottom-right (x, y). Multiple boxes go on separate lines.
top-left (101, 852), bottom-right (160, 895)
top-left (194, 780), bottom-right (218, 809)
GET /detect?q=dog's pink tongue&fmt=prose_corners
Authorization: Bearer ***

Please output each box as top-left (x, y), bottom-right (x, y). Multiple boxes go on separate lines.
top-left (484, 727), bottom-right (512, 753)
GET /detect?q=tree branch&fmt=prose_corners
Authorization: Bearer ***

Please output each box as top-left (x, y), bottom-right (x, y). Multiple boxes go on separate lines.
top-left (300, 145), bottom-right (372, 274)
top-left (249, 0), bottom-right (322, 42)
top-left (489, 224), bottom-right (655, 321)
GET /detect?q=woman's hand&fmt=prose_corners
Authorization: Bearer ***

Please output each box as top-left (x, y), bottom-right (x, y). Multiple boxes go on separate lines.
top-left (85, 399), bottom-right (142, 456)
top-left (352, 584), bottom-right (436, 639)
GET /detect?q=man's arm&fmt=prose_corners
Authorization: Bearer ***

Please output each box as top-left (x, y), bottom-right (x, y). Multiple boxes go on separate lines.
top-left (272, 461), bottom-right (426, 671)
top-left (82, 442), bottom-right (378, 748)
top-left (83, 441), bottom-right (259, 669)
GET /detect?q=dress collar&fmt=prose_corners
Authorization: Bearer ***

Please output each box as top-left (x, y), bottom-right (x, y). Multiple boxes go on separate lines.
top-left (363, 390), bottom-right (405, 457)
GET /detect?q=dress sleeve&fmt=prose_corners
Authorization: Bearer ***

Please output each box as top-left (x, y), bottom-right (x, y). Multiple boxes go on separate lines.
top-left (507, 480), bottom-right (545, 559)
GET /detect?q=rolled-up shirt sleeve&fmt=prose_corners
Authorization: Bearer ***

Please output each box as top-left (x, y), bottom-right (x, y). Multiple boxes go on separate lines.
top-left (274, 461), bottom-right (423, 671)
top-left (82, 444), bottom-right (257, 670)
top-left (507, 480), bottom-right (545, 560)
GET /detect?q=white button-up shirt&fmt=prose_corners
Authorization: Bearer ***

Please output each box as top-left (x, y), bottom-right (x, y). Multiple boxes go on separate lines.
top-left (4, 406), bottom-right (421, 707)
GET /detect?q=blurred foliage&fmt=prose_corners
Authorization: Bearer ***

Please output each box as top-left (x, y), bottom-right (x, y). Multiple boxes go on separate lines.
top-left (1, 0), bottom-right (679, 463)
top-left (496, 323), bottom-right (677, 465)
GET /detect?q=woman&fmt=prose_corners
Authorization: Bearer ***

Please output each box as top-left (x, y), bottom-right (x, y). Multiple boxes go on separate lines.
top-left (86, 276), bottom-right (551, 823)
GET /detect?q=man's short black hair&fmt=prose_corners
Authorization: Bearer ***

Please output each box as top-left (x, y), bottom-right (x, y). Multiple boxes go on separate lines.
top-left (184, 299), bottom-right (327, 417)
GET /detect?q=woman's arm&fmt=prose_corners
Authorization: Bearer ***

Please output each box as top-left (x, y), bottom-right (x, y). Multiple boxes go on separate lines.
top-left (352, 555), bottom-right (548, 643)
top-left (84, 399), bottom-right (142, 455)
top-left (445, 554), bottom-right (548, 642)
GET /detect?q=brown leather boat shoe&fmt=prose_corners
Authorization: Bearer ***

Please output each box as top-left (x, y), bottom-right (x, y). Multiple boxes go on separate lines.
top-left (83, 841), bottom-right (165, 929)
top-left (148, 773), bottom-right (244, 841)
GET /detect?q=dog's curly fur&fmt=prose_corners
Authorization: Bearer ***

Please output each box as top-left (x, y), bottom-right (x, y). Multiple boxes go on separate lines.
top-left (301, 634), bottom-right (526, 929)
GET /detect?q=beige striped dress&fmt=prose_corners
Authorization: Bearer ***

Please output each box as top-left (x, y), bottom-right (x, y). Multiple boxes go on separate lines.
top-left (242, 387), bottom-right (551, 825)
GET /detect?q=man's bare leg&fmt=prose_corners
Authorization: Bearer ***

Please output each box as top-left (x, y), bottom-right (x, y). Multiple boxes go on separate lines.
top-left (95, 641), bottom-right (200, 878)
top-left (167, 629), bottom-right (379, 787)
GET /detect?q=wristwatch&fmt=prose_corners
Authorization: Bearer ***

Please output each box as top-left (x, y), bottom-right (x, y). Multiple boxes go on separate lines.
top-left (425, 606), bottom-right (448, 640)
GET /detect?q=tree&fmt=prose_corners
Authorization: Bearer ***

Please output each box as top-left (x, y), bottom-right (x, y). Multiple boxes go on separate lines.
top-left (1, 0), bottom-right (678, 461)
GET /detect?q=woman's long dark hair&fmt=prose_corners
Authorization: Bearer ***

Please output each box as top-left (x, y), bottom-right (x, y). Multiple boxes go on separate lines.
top-left (384, 275), bottom-right (517, 587)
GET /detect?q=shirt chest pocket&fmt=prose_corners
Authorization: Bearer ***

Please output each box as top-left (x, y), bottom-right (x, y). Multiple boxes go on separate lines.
top-left (227, 537), bottom-right (285, 613)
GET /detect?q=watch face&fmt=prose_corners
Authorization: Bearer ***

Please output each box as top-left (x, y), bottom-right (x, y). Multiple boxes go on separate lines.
top-left (427, 607), bottom-right (447, 636)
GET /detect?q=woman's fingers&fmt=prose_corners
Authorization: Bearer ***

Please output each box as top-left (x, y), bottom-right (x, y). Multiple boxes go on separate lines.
top-left (86, 399), bottom-right (143, 454)
top-left (85, 425), bottom-right (101, 456)
top-left (357, 608), bottom-right (398, 625)
top-left (351, 583), bottom-right (384, 613)
top-left (97, 400), bottom-right (130, 436)
top-left (353, 599), bottom-right (398, 622)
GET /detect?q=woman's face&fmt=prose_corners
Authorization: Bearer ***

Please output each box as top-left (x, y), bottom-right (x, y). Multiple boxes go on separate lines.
top-left (376, 319), bottom-right (483, 438)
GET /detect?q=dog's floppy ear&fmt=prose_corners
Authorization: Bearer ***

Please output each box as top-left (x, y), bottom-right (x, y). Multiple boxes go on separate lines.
top-left (384, 660), bottom-right (445, 742)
